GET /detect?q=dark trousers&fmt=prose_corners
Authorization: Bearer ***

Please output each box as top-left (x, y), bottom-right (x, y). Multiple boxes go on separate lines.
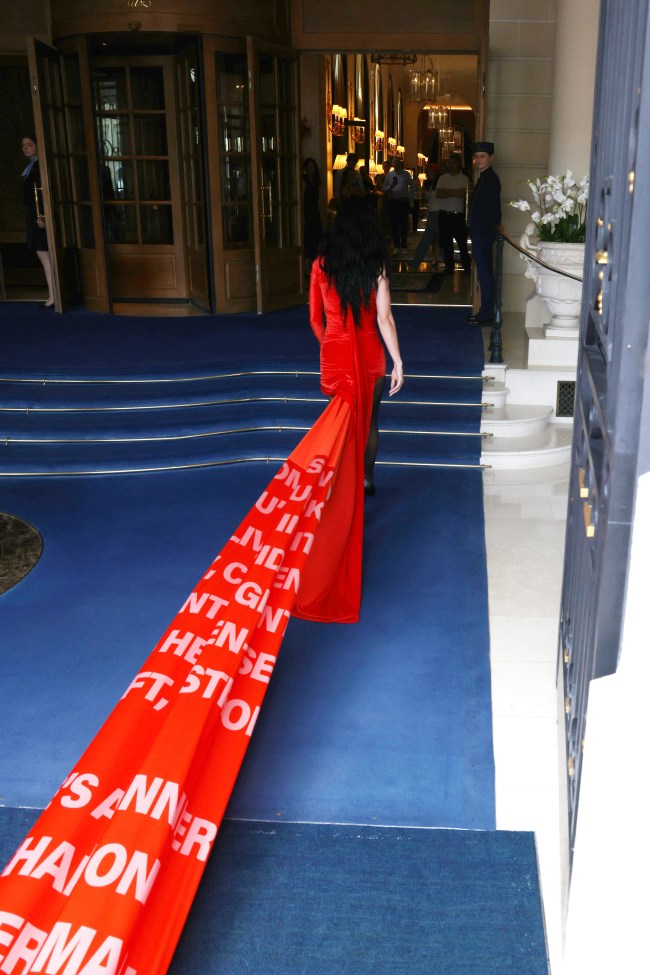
top-left (411, 211), bottom-right (439, 265)
top-left (411, 199), bottom-right (420, 233)
top-left (439, 210), bottom-right (470, 272)
top-left (470, 225), bottom-right (497, 318)
top-left (387, 198), bottom-right (410, 249)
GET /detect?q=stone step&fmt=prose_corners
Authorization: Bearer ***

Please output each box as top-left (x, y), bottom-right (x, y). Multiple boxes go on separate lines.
top-left (481, 423), bottom-right (573, 470)
top-left (481, 381), bottom-right (508, 408)
top-left (480, 404), bottom-right (554, 439)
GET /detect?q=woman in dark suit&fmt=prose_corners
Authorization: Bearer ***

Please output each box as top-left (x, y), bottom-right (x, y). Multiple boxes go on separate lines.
top-left (21, 134), bottom-right (54, 308)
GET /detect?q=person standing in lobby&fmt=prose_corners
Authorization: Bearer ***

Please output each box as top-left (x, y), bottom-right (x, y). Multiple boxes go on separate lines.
top-left (20, 134), bottom-right (54, 309)
top-left (467, 141), bottom-right (501, 325)
top-left (334, 152), bottom-right (365, 200)
top-left (435, 152), bottom-right (470, 274)
top-left (409, 161), bottom-right (443, 268)
top-left (382, 156), bottom-right (414, 255)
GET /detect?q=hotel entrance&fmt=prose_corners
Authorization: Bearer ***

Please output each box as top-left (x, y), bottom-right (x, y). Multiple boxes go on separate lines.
top-left (25, 32), bottom-right (303, 315)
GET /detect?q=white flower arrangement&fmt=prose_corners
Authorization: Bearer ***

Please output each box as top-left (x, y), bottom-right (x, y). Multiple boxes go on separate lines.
top-left (509, 171), bottom-right (589, 243)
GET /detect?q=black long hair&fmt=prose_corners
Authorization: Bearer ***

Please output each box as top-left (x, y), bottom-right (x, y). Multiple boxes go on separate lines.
top-left (302, 157), bottom-right (321, 189)
top-left (317, 196), bottom-right (388, 327)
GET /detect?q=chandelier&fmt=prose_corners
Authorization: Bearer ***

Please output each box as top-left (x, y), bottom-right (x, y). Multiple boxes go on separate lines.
top-left (427, 105), bottom-right (450, 129)
top-left (408, 57), bottom-right (437, 103)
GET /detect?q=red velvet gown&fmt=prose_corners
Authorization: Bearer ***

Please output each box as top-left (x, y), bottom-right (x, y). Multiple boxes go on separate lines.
top-left (294, 260), bottom-right (386, 624)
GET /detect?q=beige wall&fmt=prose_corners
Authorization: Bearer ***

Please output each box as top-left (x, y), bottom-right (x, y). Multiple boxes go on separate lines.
top-left (488, 0), bottom-right (558, 311)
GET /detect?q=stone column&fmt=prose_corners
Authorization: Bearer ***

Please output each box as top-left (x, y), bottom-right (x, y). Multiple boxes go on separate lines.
top-left (548, 0), bottom-right (600, 176)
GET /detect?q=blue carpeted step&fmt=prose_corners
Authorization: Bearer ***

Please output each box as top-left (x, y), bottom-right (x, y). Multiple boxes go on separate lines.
top-left (0, 810), bottom-right (548, 975)
top-left (1, 398), bottom-right (484, 441)
top-left (0, 367), bottom-right (486, 472)
top-left (0, 398), bottom-right (327, 440)
top-left (0, 371), bottom-right (483, 410)
top-left (0, 424), bottom-right (482, 473)
top-left (0, 371), bottom-right (323, 410)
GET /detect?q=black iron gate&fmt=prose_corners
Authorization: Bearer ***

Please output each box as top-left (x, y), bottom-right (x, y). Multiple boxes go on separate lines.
top-left (559, 0), bottom-right (650, 856)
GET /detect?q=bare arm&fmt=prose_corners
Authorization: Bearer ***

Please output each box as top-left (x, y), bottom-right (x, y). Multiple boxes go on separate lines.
top-left (376, 272), bottom-right (404, 396)
top-left (309, 262), bottom-right (326, 344)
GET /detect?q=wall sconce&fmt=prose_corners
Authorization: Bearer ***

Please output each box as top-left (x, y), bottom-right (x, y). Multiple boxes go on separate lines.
top-left (374, 129), bottom-right (384, 152)
top-left (396, 145), bottom-right (405, 160)
top-left (417, 152), bottom-right (428, 171)
top-left (333, 154), bottom-right (348, 171)
top-left (328, 104), bottom-right (348, 137)
top-left (350, 118), bottom-right (366, 144)
top-left (387, 136), bottom-right (397, 155)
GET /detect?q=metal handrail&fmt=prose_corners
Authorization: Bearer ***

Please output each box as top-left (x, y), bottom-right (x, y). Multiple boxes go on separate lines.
top-left (500, 229), bottom-right (584, 282)
top-left (488, 229), bottom-right (584, 364)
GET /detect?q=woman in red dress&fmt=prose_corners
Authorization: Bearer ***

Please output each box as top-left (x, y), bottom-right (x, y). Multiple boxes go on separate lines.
top-left (293, 197), bottom-right (404, 624)
top-left (309, 196), bottom-right (404, 495)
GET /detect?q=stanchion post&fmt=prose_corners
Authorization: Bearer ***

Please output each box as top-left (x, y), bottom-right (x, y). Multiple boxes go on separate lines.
top-left (489, 232), bottom-right (504, 364)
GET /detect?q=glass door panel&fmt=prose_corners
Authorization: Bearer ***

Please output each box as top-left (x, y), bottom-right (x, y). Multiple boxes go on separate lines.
top-left (247, 37), bottom-right (303, 312)
top-left (27, 38), bottom-right (83, 311)
top-left (218, 53), bottom-right (253, 250)
top-left (93, 56), bottom-right (187, 302)
top-left (60, 36), bottom-right (110, 310)
top-left (203, 37), bottom-right (257, 313)
top-left (95, 64), bottom-right (171, 246)
top-left (176, 41), bottom-right (209, 309)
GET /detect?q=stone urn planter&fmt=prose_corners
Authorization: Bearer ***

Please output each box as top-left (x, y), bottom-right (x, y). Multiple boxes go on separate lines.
top-left (521, 235), bottom-right (586, 335)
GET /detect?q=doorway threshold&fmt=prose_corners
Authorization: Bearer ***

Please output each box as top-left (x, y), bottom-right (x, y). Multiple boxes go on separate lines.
top-left (111, 302), bottom-right (210, 318)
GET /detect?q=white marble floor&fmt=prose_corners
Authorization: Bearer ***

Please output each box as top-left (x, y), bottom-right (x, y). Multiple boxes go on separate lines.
top-left (483, 461), bottom-right (569, 975)
top-left (479, 308), bottom-right (570, 973)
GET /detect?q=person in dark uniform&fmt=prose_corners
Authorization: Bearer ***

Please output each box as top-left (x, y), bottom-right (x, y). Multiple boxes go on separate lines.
top-left (302, 157), bottom-right (323, 274)
top-left (467, 141), bottom-right (501, 325)
top-left (21, 134), bottom-right (54, 308)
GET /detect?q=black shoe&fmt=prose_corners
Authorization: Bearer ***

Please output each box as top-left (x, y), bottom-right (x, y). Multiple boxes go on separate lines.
top-left (364, 478), bottom-right (376, 497)
top-left (467, 313), bottom-right (494, 326)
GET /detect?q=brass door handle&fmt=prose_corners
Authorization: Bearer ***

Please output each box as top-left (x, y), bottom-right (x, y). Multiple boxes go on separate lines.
top-left (583, 500), bottom-right (595, 538)
top-left (260, 184), bottom-right (272, 221)
top-left (578, 467), bottom-right (589, 498)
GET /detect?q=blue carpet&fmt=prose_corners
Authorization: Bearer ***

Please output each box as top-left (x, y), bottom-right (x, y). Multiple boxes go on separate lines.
top-left (0, 813), bottom-right (547, 975)
top-left (0, 463), bottom-right (493, 828)
top-left (0, 302), bottom-right (476, 375)
top-left (0, 302), bottom-right (524, 970)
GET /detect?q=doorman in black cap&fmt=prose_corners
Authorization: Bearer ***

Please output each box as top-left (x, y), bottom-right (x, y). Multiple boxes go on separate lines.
top-left (467, 141), bottom-right (501, 325)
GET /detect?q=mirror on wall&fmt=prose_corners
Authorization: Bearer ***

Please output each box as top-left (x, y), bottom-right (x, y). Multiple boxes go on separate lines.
top-left (331, 53), bottom-right (348, 155)
top-left (372, 62), bottom-right (383, 163)
top-left (325, 53), bottom-right (478, 185)
top-left (396, 86), bottom-right (403, 148)
top-left (353, 54), bottom-right (369, 161)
